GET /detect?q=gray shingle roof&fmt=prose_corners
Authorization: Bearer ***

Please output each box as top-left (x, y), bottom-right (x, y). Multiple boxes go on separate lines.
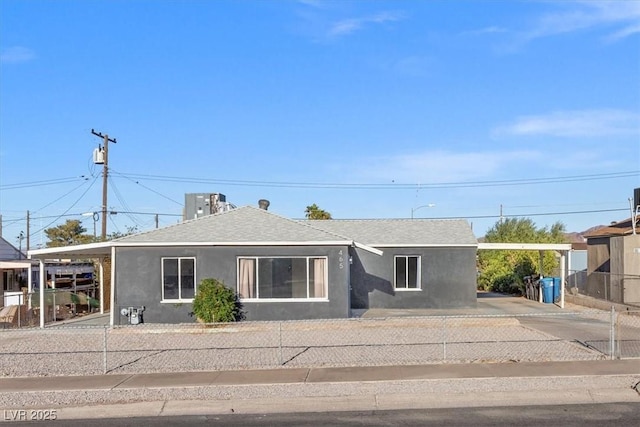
top-left (115, 206), bottom-right (477, 247)
top-left (304, 219), bottom-right (477, 246)
top-left (116, 206), bottom-right (351, 244)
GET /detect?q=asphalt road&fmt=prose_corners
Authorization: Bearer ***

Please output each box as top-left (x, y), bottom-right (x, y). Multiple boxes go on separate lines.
top-left (5, 403), bottom-right (640, 426)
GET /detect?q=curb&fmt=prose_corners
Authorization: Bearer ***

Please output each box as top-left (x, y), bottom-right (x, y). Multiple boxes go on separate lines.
top-left (3, 387), bottom-right (638, 421)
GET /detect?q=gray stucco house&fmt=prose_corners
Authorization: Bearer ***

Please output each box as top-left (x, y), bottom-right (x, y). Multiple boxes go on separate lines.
top-left (29, 206), bottom-right (479, 324)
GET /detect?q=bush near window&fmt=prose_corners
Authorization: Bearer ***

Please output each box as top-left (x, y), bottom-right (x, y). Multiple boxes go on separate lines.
top-left (192, 278), bottom-right (243, 323)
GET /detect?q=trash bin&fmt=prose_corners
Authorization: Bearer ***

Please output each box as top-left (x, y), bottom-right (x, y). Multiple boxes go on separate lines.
top-left (541, 278), bottom-right (554, 303)
top-left (552, 277), bottom-right (562, 302)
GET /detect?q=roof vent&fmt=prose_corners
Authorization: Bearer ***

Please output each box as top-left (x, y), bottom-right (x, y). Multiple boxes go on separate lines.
top-left (258, 199), bottom-right (270, 210)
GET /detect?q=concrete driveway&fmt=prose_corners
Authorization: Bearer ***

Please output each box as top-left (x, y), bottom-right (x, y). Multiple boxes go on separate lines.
top-left (361, 291), bottom-right (566, 318)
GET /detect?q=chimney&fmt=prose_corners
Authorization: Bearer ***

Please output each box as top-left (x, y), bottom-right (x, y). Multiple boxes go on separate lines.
top-left (258, 199), bottom-right (270, 210)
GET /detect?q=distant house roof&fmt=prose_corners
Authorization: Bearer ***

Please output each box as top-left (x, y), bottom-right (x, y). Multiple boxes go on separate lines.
top-left (583, 217), bottom-right (639, 239)
top-left (304, 219), bottom-right (477, 247)
top-left (0, 236), bottom-right (24, 261)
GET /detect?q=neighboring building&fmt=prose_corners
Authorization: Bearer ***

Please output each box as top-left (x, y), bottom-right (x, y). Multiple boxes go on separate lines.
top-left (0, 236), bottom-right (30, 307)
top-left (29, 205), bottom-right (479, 324)
top-left (583, 217), bottom-right (640, 304)
top-left (183, 193), bottom-right (235, 221)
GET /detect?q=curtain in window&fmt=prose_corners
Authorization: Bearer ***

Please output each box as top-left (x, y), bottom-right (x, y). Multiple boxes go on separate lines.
top-left (239, 258), bottom-right (255, 298)
top-left (313, 258), bottom-right (326, 298)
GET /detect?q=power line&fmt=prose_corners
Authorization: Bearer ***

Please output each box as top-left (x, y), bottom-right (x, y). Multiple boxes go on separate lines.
top-left (112, 170), bottom-right (639, 190)
top-left (0, 176), bottom-right (89, 190)
top-left (108, 176), bottom-right (145, 228)
top-left (423, 207), bottom-right (629, 221)
top-left (110, 169), bottom-right (183, 206)
top-left (29, 177), bottom-right (100, 236)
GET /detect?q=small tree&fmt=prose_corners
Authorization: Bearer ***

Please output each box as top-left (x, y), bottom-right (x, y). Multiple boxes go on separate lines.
top-left (478, 218), bottom-right (566, 294)
top-left (305, 203), bottom-right (332, 220)
top-left (45, 220), bottom-right (94, 247)
top-left (192, 278), bottom-right (242, 323)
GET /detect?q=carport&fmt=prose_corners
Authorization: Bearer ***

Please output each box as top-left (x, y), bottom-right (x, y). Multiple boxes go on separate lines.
top-left (27, 241), bottom-right (114, 328)
top-left (477, 243), bottom-right (572, 308)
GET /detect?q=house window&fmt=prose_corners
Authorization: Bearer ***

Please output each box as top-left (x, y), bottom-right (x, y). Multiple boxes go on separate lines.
top-left (395, 255), bottom-right (420, 290)
top-left (162, 257), bottom-right (196, 301)
top-left (237, 256), bottom-right (327, 300)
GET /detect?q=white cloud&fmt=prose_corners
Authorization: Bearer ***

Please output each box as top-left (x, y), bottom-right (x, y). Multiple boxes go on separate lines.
top-left (0, 46), bottom-right (36, 64)
top-left (523, 1), bottom-right (640, 43)
top-left (328, 11), bottom-right (404, 37)
top-left (494, 109), bottom-right (640, 138)
top-left (606, 22), bottom-right (640, 42)
top-left (462, 26), bottom-right (509, 36)
top-left (352, 150), bottom-right (542, 183)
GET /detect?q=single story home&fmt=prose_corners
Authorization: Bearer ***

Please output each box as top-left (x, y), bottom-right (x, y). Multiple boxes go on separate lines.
top-left (28, 205), bottom-right (479, 324)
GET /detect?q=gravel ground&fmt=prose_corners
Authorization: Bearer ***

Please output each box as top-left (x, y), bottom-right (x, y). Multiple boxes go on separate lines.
top-left (0, 314), bottom-right (614, 378)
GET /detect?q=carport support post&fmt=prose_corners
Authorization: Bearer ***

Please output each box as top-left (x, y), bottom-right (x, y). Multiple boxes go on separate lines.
top-left (109, 246), bottom-right (116, 327)
top-left (560, 251), bottom-right (566, 309)
top-left (99, 258), bottom-right (105, 315)
top-left (39, 259), bottom-right (45, 328)
top-left (538, 251), bottom-right (544, 303)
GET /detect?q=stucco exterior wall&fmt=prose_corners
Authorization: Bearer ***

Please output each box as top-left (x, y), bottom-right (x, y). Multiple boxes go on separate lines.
top-left (114, 245), bottom-right (350, 323)
top-left (350, 246), bottom-right (477, 310)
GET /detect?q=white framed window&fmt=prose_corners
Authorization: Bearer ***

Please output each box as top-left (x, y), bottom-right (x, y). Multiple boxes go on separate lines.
top-left (161, 257), bottom-right (196, 301)
top-left (237, 256), bottom-right (328, 301)
top-left (394, 255), bottom-right (421, 290)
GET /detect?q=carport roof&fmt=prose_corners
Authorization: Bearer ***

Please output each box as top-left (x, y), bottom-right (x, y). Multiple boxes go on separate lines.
top-left (28, 241), bottom-right (113, 259)
top-left (478, 243), bottom-right (572, 251)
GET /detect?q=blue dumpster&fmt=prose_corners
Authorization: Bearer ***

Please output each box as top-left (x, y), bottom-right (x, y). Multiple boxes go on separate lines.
top-left (541, 278), bottom-right (554, 303)
top-left (552, 277), bottom-right (561, 302)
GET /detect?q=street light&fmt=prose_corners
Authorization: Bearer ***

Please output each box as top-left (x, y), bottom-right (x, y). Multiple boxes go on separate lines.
top-left (411, 203), bottom-right (436, 219)
top-left (82, 212), bottom-right (99, 237)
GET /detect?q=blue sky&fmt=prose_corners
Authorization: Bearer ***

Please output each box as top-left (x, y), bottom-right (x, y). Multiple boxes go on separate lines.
top-left (1, 0), bottom-right (639, 249)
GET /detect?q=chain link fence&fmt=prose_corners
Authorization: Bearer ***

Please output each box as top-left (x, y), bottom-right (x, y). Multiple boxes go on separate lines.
top-left (567, 270), bottom-right (640, 307)
top-left (1, 308), bottom-right (639, 378)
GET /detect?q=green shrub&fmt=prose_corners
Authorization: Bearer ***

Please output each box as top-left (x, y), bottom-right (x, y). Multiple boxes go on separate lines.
top-left (192, 278), bottom-right (243, 323)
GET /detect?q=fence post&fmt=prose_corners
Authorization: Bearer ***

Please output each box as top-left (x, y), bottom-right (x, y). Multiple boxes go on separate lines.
top-left (103, 325), bottom-right (108, 374)
top-left (609, 306), bottom-right (616, 360)
top-left (442, 317), bottom-right (447, 362)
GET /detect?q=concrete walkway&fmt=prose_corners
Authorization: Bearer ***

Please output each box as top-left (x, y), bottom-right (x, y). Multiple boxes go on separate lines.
top-left (1, 360), bottom-right (638, 420)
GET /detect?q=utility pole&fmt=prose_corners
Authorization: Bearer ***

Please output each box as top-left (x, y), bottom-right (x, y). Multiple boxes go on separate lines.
top-left (91, 129), bottom-right (117, 240)
top-left (26, 210), bottom-right (30, 252)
